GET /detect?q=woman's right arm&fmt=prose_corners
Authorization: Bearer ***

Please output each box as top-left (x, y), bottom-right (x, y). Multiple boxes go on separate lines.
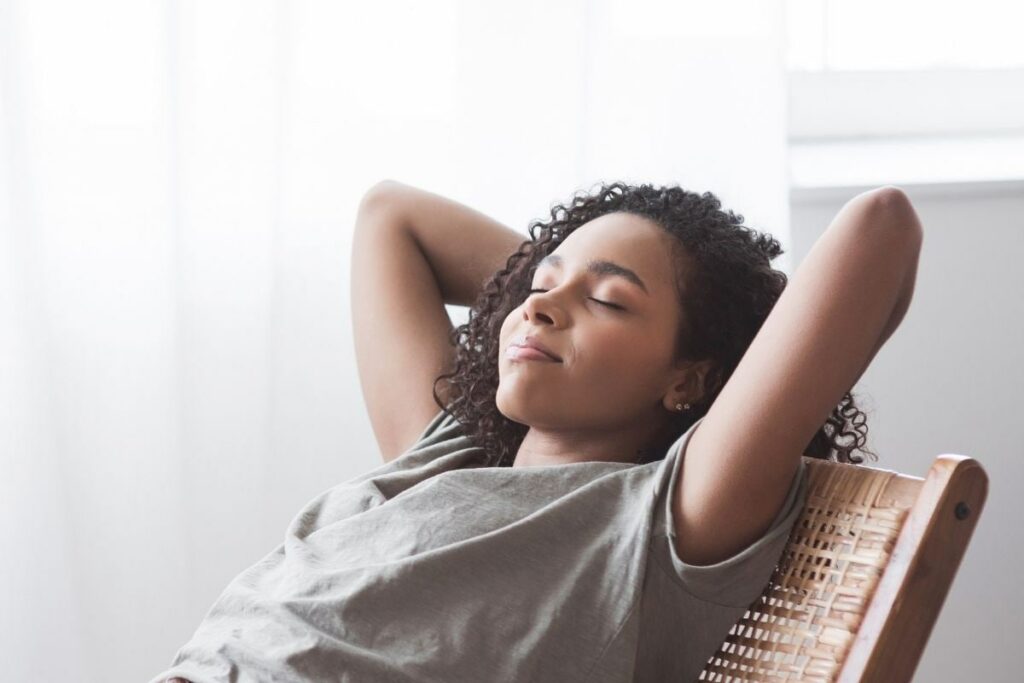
top-left (351, 180), bottom-right (527, 463)
top-left (359, 180), bottom-right (529, 307)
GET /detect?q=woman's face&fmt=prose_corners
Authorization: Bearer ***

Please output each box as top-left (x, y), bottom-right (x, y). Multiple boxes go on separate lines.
top-left (497, 211), bottom-right (693, 437)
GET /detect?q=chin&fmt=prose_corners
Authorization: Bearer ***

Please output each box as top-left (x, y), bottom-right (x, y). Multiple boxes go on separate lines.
top-left (494, 394), bottom-right (529, 426)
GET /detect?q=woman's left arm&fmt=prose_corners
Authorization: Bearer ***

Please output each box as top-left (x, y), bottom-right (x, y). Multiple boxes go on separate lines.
top-left (672, 186), bottom-right (923, 566)
top-left (834, 189), bottom-right (923, 389)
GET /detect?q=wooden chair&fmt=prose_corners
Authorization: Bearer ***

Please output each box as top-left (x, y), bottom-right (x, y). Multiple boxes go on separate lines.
top-left (697, 453), bottom-right (988, 683)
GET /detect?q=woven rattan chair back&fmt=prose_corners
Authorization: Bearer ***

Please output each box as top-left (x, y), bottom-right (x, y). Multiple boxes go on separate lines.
top-left (697, 453), bottom-right (987, 683)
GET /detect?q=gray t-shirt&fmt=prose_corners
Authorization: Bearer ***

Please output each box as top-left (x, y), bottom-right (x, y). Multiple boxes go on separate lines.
top-left (152, 408), bottom-right (807, 683)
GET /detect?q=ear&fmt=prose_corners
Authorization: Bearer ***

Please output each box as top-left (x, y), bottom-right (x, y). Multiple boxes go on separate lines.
top-left (663, 358), bottom-right (716, 409)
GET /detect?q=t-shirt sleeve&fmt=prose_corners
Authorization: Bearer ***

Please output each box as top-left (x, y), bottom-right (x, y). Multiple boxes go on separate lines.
top-left (344, 407), bottom-right (468, 488)
top-left (651, 415), bottom-right (809, 608)
top-left (383, 407), bottom-right (467, 470)
top-left (411, 406), bottom-right (454, 445)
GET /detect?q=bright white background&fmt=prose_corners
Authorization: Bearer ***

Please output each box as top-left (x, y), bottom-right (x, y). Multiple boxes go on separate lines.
top-left (1, 1), bottom-right (1020, 681)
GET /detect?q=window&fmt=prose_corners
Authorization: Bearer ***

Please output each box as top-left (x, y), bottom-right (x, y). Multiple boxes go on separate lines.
top-left (784, 0), bottom-right (1024, 140)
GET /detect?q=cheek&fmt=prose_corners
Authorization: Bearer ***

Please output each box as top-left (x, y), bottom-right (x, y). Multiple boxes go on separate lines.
top-left (593, 324), bottom-right (669, 375)
top-left (591, 320), bottom-right (646, 351)
top-left (577, 327), bottom-right (654, 374)
top-left (498, 310), bottom-right (516, 343)
top-left (496, 311), bottom-right (522, 367)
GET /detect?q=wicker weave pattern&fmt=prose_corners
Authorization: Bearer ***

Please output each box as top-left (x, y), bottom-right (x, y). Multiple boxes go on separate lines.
top-left (698, 458), bottom-right (907, 682)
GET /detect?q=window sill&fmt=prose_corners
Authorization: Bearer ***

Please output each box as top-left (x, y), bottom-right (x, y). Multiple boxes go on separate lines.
top-left (788, 133), bottom-right (1024, 203)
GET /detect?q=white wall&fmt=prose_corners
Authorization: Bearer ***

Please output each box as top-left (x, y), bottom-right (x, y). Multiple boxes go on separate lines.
top-left (790, 180), bottom-right (1024, 682)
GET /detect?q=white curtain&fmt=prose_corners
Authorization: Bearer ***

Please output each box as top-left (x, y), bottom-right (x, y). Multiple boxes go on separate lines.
top-left (0, 1), bottom-right (789, 680)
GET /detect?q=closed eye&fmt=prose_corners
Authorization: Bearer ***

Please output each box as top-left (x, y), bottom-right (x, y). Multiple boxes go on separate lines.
top-left (527, 288), bottom-right (625, 311)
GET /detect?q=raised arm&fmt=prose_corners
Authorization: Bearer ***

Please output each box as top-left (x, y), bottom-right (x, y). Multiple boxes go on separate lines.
top-left (673, 186), bottom-right (924, 566)
top-left (363, 180), bottom-right (530, 307)
top-left (351, 180), bottom-right (527, 462)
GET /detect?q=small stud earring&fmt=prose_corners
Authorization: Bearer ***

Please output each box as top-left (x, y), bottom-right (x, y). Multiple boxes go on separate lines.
top-left (675, 402), bottom-right (691, 412)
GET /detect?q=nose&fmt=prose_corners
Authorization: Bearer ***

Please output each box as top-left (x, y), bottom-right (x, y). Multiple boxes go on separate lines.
top-left (522, 291), bottom-right (560, 326)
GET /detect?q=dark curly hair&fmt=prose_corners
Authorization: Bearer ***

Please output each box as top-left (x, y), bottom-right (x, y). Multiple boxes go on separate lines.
top-left (431, 181), bottom-right (877, 469)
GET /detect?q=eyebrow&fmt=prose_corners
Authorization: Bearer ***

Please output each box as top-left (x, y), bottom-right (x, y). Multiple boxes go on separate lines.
top-left (536, 253), bottom-right (649, 296)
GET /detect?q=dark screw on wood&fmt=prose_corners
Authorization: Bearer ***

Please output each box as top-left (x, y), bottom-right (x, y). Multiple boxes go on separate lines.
top-left (954, 501), bottom-right (971, 520)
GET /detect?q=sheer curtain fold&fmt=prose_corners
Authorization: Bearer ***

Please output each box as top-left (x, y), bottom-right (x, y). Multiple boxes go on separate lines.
top-left (0, 1), bottom-right (788, 680)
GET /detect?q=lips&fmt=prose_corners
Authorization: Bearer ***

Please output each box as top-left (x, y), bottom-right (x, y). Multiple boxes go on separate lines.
top-left (510, 335), bottom-right (562, 362)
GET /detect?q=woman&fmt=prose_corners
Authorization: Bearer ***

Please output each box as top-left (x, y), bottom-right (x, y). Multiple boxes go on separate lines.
top-left (154, 179), bottom-right (922, 683)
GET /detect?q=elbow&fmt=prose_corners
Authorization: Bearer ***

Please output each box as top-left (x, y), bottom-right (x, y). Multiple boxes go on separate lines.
top-left (868, 186), bottom-right (914, 217)
top-left (859, 185), bottom-right (924, 253)
top-left (357, 179), bottom-right (405, 219)
top-left (364, 178), bottom-right (403, 197)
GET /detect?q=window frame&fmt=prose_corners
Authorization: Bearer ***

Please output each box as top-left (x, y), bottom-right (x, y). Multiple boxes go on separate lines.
top-left (787, 67), bottom-right (1024, 142)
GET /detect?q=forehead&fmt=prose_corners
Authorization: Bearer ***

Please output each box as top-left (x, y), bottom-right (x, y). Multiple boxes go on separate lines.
top-left (541, 212), bottom-right (677, 287)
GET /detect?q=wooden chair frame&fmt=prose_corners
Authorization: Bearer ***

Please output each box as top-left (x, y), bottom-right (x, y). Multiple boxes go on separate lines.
top-left (698, 453), bottom-right (988, 682)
